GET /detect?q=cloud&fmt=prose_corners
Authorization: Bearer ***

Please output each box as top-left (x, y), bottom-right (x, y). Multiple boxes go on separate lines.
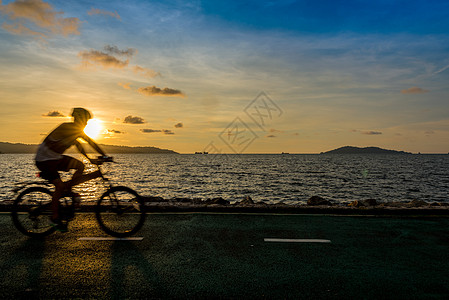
top-left (140, 129), bottom-right (175, 135)
top-left (434, 64), bottom-right (449, 75)
top-left (106, 129), bottom-right (124, 134)
top-left (123, 115), bottom-right (145, 124)
top-left (401, 87), bottom-right (430, 94)
top-left (118, 82), bottom-right (131, 89)
top-left (104, 44), bottom-right (136, 57)
top-left (269, 128), bottom-right (284, 133)
top-left (87, 8), bottom-right (120, 20)
top-left (162, 129), bottom-right (174, 135)
top-left (174, 122), bottom-right (183, 128)
top-left (78, 45), bottom-right (134, 69)
top-left (137, 85), bottom-right (185, 97)
top-left (78, 45), bottom-right (160, 80)
top-left (361, 131), bottom-right (382, 135)
top-left (133, 65), bottom-right (160, 78)
top-left (2, 22), bottom-right (45, 37)
top-left (42, 110), bottom-right (65, 117)
top-left (0, 0), bottom-right (80, 38)
top-left (141, 129), bottom-right (161, 133)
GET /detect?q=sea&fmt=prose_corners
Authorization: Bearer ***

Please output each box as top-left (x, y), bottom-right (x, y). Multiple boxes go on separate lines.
top-left (1, 153), bottom-right (448, 205)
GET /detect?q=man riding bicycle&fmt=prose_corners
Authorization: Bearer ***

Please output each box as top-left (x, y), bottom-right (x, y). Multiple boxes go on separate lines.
top-left (35, 107), bottom-right (109, 231)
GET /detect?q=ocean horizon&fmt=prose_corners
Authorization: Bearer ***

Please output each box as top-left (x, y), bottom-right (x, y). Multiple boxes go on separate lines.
top-left (1, 153), bottom-right (448, 205)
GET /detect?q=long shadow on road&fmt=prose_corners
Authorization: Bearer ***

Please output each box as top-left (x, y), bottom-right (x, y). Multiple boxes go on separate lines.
top-left (110, 240), bottom-right (168, 299)
top-left (0, 238), bottom-right (45, 299)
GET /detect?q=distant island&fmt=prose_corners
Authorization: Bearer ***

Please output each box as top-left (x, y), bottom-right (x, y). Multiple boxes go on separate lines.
top-left (0, 142), bottom-right (178, 154)
top-left (321, 146), bottom-right (412, 155)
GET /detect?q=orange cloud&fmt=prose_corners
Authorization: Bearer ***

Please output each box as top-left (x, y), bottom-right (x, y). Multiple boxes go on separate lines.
top-left (0, 0), bottom-right (80, 38)
top-left (269, 128), bottom-right (284, 133)
top-left (87, 8), bottom-right (120, 20)
top-left (42, 110), bottom-right (65, 117)
top-left (401, 87), bottom-right (430, 94)
top-left (361, 131), bottom-right (382, 135)
top-left (78, 50), bottom-right (129, 69)
top-left (118, 82), bottom-right (132, 89)
top-left (141, 129), bottom-right (161, 133)
top-left (133, 65), bottom-right (160, 78)
top-left (2, 22), bottom-right (45, 37)
top-left (123, 115), bottom-right (145, 124)
top-left (78, 46), bottom-right (161, 79)
top-left (140, 129), bottom-right (175, 135)
top-left (137, 85), bottom-right (185, 97)
top-left (104, 45), bottom-right (136, 57)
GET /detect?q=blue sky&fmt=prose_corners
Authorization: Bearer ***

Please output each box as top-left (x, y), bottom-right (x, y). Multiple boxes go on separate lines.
top-left (1, 0), bottom-right (448, 153)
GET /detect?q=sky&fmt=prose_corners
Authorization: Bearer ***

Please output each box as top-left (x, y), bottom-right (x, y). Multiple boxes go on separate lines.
top-left (1, 0), bottom-right (449, 154)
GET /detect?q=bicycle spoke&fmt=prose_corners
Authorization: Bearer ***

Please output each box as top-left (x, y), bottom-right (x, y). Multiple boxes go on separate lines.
top-left (12, 187), bottom-right (56, 237)
top-left (96, 186), bottom-right (145, 237)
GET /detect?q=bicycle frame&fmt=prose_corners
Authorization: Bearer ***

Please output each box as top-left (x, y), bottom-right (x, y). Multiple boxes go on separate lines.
top-left (12, 160), bottom-right (115, 215)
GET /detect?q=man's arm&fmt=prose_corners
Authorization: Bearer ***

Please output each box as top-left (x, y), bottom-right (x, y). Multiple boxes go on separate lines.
top-left (82, 135), bottom-right (107, 157)
top-left (75, 140), bottom-right (90, 159)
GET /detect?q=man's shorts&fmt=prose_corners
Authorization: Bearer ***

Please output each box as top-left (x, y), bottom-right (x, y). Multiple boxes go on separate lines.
top-left (35, 156), bottom-right (83, 182)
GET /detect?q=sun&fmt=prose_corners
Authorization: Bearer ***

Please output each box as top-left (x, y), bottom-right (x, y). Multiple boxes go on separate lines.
top-left (84, 118), bottom-right (103, 139)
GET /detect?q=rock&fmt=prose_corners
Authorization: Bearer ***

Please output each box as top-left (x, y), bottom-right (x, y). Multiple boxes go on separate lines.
top-left (237, 196), bottom-right (255, 206)
top-left (408, 199), bottom-right (429, 207)
top-left (348, 200), bottom-right (360, 207)
top-left (379, 201), bottom-right (404, 208)
top-left (348, 199), bottom-right (377, 207)
top-left (209, 197), bottom-right (229, 205)
top-left (142, 196), bottom-right (166, 202)
top-left (172, 197), bottom-right (192, 203)
top-left (192, 198), bottom-right (203, 205)
top-left (307, 196), bottom-right (332, 206)
top-left (364, 199), bottom-right (377, 206)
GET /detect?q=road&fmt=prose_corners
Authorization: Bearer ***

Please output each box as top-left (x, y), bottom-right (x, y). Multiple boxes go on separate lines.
top-left (0, 212), bottom-right (448, 299)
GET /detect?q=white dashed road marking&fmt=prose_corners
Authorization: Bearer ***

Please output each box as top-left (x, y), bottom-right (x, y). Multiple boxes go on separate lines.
top-left (264, 238), bottom-right (331, 243)
top-left (78, 237), bottom-right (144, 241)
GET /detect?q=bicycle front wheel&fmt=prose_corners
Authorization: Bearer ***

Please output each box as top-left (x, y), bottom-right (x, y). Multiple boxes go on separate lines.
top-left (11, 186), bottom-right (56, 238)
top-left (95, 186), bottom-right (146, 237)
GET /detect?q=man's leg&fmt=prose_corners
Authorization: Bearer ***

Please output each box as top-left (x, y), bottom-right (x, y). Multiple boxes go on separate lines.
top-left (51, 178), bottom-right (64, 220)
top-left (60, 156), bottom-right (101, 190)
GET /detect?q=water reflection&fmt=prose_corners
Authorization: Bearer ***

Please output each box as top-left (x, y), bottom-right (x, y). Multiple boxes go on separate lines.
top-left (1, 154), bottom-right (448, 205)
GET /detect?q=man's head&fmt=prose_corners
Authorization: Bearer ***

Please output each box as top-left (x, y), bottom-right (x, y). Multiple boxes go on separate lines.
top-left (71, 107), bottom-right (92, 127)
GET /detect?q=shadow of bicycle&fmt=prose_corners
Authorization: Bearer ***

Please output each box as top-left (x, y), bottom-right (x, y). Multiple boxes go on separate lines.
top-left (110, 240), bottom-right (169, 299)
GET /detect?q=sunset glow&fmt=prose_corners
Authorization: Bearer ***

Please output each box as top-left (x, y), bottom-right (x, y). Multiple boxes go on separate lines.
top-left (84, 119), bottom-right (103, 139)
top-left (1, 0), bottom-right (448, 153)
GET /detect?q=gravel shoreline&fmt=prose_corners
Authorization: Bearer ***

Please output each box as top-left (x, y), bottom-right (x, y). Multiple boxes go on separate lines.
top-left (1, 195), bottom-right (448, 215)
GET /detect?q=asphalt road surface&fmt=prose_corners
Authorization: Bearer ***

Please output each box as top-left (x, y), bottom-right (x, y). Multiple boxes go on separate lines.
top-left (0, 212), bottom-right (448, 299)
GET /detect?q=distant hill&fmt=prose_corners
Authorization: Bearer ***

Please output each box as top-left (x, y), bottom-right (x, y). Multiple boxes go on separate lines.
top-left (321, 146), bottom-right (412, 155)
top-left (0, 142), bottom-right (178, 154)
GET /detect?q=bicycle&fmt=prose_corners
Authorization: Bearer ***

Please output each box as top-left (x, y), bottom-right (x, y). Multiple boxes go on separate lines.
top-left (11, 156), bottom-right (146, 238)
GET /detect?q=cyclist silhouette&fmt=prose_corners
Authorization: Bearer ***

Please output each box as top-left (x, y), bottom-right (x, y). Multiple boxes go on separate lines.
top-left (35, 108), bottom-right (109, 231)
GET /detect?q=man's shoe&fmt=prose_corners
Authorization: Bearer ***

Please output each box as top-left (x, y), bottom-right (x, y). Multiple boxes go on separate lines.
top-left (49, 218), bottom-right (68, 233)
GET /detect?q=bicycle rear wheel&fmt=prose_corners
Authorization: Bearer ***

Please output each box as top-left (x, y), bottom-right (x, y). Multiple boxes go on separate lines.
top-left (95, 186), bottom-right (145, 237)
top-left (11, 186), bottom-right (56, 238)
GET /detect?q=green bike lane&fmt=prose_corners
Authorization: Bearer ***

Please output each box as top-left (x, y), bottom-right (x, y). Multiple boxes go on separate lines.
top-left (0, 212), bottom-right (448, 299)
